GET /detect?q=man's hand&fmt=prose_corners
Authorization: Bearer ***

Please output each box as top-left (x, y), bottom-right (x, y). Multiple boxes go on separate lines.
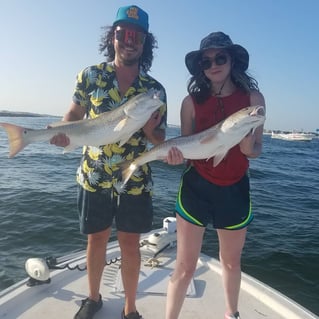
top-left (142, 111), bottom-right (165, 145)
top-left (49, 131), bottom-right (70, 147)
top-left (143, 110), bottom-right (161, 137)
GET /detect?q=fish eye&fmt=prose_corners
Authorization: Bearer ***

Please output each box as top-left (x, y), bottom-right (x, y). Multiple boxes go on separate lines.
top-left (257, 107), bottom-right (265, 116)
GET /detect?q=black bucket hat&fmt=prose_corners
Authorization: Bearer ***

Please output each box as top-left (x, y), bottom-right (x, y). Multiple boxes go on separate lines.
top-left (185, 32), bottom-right (249, 75)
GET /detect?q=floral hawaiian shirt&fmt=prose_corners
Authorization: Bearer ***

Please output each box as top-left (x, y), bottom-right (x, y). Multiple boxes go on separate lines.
top-left (72, 62), bottom-right (167, 198)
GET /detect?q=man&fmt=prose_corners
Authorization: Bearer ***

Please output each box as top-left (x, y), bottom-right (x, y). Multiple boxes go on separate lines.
top-left (51, 5), bottom-right (167, 319)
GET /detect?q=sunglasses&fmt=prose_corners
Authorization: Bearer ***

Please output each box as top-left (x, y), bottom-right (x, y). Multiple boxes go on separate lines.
top-left (199, 54), bottom-right (228, 70)
top-left (115, 28), bottom-right (146, 45)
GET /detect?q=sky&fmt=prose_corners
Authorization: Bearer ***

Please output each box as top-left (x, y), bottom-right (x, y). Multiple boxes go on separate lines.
top-left (1, 0), bottom-right (319, 132)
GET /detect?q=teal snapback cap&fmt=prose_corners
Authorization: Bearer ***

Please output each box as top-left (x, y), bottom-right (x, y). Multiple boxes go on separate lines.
top-left (113, 5), bottom-right (149, 32)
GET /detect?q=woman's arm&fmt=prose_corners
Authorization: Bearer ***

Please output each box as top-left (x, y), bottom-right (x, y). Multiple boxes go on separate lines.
top-left (180, 95), bottom-right (195, 136)
top-left (239, 90), bottom-right (266, 158)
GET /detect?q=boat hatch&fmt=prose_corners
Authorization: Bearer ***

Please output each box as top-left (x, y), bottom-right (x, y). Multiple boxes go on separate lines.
top-left (114, 267), bottom-right (196, 297)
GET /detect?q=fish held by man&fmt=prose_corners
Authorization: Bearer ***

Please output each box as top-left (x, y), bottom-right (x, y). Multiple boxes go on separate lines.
top-left (121, 105), bottom-right (265, 186)
top-left (0, 89), bottom-right (164, 158)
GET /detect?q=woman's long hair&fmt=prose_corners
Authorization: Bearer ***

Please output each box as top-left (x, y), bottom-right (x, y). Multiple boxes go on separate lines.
top-left (187, 49), bottom-right (259, 104)
top-left (99, 26), bottom-right (157, 73)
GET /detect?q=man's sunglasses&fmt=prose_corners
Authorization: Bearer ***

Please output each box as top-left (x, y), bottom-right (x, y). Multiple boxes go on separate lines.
top-left (115, 28), bottom-right (146, 45)
top-left (199, 54), bottom-right (228, 70)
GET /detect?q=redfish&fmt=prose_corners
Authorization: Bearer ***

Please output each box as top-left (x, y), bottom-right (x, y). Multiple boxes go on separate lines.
top-left (121, 105), bottom-right (265, 186)
top-left (0, 89), bottom-right (164, 158)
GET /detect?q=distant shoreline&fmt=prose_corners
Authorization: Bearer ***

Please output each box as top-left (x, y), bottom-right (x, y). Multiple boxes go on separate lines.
top-left (0, 110), bottom-right (57, 118)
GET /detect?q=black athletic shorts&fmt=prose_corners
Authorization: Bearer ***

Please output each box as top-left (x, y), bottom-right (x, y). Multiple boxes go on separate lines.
top-left (175, 166), bottom-right (253, 230)
top-left (77, 186), bottom-right (153, 234)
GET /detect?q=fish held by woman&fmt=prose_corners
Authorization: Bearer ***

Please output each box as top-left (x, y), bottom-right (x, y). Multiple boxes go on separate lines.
top-left (121, 105), bottom-right (265, 186)
top-left (0, 89), bottom-right (164, 158)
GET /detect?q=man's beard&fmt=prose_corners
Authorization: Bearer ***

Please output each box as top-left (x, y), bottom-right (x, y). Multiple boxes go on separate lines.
top-left (117, 44), bottom-right (141, 66)
top-left (121, 56), bottom-right (140, 66)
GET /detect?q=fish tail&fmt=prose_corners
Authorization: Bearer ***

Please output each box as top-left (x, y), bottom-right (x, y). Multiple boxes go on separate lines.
top-left (0, 123), bottom-right (28, 158)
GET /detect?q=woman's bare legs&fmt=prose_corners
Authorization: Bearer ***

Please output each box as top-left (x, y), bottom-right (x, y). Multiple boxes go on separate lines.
top-left (217, 228), bottom-right (247, 316)
top-left (165, 215), bottom-right (205, 319)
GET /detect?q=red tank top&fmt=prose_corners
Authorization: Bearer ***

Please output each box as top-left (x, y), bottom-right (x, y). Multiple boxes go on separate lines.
top-left (192, 89), bottom-right (250, 186)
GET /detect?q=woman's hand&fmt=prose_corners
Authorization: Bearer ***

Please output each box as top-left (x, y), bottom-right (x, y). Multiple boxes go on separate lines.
top-left (164, 147), bottom-right (184, 165)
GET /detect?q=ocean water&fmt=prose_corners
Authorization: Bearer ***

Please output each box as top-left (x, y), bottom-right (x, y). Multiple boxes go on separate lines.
top-left (0, 117), bottom-right (318, 315)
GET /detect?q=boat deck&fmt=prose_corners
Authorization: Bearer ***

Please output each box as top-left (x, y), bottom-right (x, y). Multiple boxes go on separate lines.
top-left (1, 232), bottom-right (317, 319)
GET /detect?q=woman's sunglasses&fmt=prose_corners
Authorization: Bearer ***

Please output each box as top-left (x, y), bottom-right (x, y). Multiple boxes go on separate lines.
top-left (115, 28), bottom-right (146, 46)
top-left (199, 54), bottom-right (228, 70)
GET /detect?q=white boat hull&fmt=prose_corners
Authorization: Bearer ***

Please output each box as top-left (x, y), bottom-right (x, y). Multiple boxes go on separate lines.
top-left (0, 223), bottom-right (317, 319)
top-left (271, 132), bottom-right (313, 141)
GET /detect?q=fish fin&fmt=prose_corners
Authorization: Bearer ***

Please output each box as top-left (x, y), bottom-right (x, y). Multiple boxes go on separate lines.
top-left (212, 151), bottom-right (228, 167)
top-left (47, 119), bottom-right (66, 127)
top-left (0, 123), bottom-right (29, 158)
top-left (48, 118), bottom-right (84, 128)
top-left (62, 143), bottom-right (77, 153)
top-left (114, 118), bottom-right (127, 132)
top-left (200, 131), bottom-right (218, 144)
top-left (120, 160), bottom-right (139, 187)
top-left (118, 136), bottom-right (131, 147)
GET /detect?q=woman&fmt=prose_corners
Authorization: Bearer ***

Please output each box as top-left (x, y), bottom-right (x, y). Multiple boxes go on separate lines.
top-left (165, 32), bottom-right (266, 319)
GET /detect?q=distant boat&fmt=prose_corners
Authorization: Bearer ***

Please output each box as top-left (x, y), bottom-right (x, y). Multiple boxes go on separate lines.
top-left (271, 132), bottom-right (313, 141)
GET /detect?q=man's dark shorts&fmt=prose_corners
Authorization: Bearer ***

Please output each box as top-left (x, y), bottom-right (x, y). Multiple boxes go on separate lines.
top-left (77, 186), bottom-right (153, 234)
top-left (175, 166), bottom-right (253, 230)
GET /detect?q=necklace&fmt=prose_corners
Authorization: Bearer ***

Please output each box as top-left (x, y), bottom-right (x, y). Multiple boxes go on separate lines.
top-left (214, 80), bottom-right (226, 96)
top-left (214, 97), bottom-right (225, 123)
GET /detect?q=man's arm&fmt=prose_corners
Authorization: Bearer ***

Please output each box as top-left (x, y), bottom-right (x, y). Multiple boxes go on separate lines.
top-left (142, 110), bottom-right (166, 145)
